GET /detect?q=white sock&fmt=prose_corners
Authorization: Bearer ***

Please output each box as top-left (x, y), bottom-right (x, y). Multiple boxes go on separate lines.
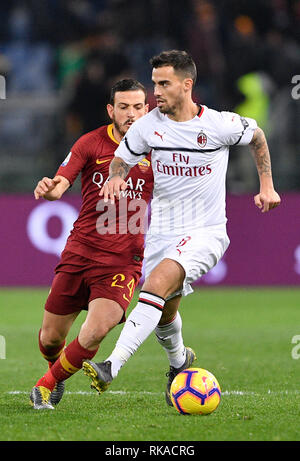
top-left (106, 291), bottom-right (165, 377)
top-left (155, 312), bottom-right (186, 369)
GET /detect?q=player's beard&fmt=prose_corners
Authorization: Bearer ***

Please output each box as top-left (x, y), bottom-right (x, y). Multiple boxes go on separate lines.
top-left (113, 116), bottom-right (132, 138)
top-left (157, 96), bottom-right (183, 117)
top-left (159, 104), bottom-right (176, 116)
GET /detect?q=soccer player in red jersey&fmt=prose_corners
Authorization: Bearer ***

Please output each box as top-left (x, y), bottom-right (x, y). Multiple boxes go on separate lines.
top-left (30, 79), bottom-right (154, 409)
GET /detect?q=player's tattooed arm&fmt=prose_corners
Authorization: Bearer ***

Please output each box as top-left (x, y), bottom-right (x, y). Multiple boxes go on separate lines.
top-left (249, 127), bottom-right (272, 178)
top-left (109, 156), bottom-right (131, 180)
top-left (249, 127), bottom-right (281, 212)
top-left (100, 157), bottom-right (131, 203)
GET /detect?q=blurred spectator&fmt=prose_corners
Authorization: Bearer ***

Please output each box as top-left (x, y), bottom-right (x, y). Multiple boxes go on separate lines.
top-left (92, 28), bottom-right (132, 87)
top-left (107, 0), bottom-right (182, 85)
top-left (185, 0), bottom-right (226, 109)
top-left (262, 29), bottom-right (300, 88)
top-left (65, 53), bottom-right (109, 138)
top-left (0, 4), bottom-right (55, 93)
top-left (221, 14), bottom-right (266, 111)
top-left (234, 72), bottom-right (272, 132)
top-left (63, 25), bottom-right (133, 139)
top-left (57, 38), bottom-right (87, 90)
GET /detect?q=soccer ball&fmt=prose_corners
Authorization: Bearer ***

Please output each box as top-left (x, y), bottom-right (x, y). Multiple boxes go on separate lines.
top-left (170, 367), bottom-right (221, 415)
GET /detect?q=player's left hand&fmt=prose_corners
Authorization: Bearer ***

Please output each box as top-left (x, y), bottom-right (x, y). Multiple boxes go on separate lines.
top-left (254, 190), bottom-right (281, 213)
top-left (100, 176), bottom-right (127, 204)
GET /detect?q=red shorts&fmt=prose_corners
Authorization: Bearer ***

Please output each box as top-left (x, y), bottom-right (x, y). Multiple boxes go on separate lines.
top-left (45, 250), bottom-right (142, 321)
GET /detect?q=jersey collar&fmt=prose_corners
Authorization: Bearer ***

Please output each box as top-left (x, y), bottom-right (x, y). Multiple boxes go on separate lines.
top-left (107, 124), bottom-right (120, 145)
top-left (196, 104), bottom-right (204, 118)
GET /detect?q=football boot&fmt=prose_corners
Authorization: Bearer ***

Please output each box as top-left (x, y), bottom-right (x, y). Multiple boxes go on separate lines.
top-left (165, 346), bottom-right (197, 406)
top-left (82, 360), bottom-right (113, 395)
top-left (30, 386), bottom-right (55, 410)
top-left (49, 381), bottom-right (65, 406)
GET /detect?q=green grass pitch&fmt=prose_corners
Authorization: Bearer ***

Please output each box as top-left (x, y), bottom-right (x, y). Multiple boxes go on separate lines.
top-left (0, 287), bottom-right (299, 441)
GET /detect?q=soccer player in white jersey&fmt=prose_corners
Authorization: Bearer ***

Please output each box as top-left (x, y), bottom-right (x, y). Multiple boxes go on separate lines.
top-left (83, 50), bottom-right (281, 405)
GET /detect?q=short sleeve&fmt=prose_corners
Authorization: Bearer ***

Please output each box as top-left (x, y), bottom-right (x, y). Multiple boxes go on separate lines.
top-left (55, 137), bottom-right (88, 185)
top-left (219, 111), bottom-right (257, 146)
top-left (114, 120), bottom-right (150, 166)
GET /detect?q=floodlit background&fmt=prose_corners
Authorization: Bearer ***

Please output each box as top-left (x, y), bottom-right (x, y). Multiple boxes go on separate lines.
top-left (0, 0), bottom-right (300, 286)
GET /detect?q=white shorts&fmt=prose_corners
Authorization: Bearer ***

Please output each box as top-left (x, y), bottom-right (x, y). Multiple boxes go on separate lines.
top-left (144, 225), bottom-right (230, 298)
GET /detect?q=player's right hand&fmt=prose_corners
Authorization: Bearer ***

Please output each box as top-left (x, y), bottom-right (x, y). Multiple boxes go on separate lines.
top-left (99, 176), bottom-right (127, 204)
top-left (34, 177), bottom-right (61, 200)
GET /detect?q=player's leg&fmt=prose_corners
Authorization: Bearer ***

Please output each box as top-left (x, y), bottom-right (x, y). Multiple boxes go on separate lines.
top-left (37, 310), bottom-right (81, 407)
top-left (78, 298), bottom-right (124, 350)
top-left (92, 258), bottom-right (185, 382)
top-left (31, 318), bottom-right (79, 410)
top-left (156, 295), bottom-right (185, 367)
top-left (87, 229), bottom-right (228, 392)
top-left (153, 229), bottom-right (228, 404)
top-left (30, 270), bottom-right (86, 410)
top-left (34, 298), bottom-right (123, 399)
top-left (80, 298), bottom-right (124, 393)
top-left (39, 310), bottom-right (80, 364)
top-left (155, 295), bottom-right (197, 405)
top-left (30, 271), bottom-right (88, 409)
top-left (37, 271), bottom-right (84, 366)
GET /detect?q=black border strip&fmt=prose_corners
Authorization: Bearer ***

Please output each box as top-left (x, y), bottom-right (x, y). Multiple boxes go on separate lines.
top-left (149, 145), bottom-right (221, 153)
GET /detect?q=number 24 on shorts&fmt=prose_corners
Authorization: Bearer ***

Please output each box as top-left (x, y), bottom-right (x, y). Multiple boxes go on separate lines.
top-left (111, 273), bottom-right (136, 302)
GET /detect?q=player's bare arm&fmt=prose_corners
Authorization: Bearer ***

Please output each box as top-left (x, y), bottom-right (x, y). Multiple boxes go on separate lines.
top-left (100, 156), bottom-right (131, 204)
top-left (249, 127), bottom-right (281, 213)
top-left (34, 175), bottom-right (70, 201)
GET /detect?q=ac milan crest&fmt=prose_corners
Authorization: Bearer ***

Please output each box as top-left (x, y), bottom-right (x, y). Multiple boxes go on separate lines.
top-left (197, 131), bottom-right (207, 148)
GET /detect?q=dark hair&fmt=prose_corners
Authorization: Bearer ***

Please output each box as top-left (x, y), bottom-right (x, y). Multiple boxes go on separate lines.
top-left (109, 79), bottom-right (147, 105)
top-left (150, 50), bottom-right (197, 86)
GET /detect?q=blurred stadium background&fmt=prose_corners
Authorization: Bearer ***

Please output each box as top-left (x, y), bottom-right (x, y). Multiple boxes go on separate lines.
top-left (0, 0), bottom-right (300, 288)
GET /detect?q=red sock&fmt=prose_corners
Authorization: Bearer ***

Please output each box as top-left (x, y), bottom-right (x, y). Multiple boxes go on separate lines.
top-left (38, 329), bottom-right (65, 367)
top-left (36, 369), bottom-right (57, 391)
top-left (42, 337), bottom-right (98, 386)
top-left (36, 337), bottom-right (98, 391)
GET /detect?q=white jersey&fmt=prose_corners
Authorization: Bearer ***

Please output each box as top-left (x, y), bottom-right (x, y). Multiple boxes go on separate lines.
top-left (114, 105), bottom-right (257, 235)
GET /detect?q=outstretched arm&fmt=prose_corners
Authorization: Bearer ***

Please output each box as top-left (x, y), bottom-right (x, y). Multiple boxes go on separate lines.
top-left (249, 127), bottom-right (281, 213)
top-left (100, 157), bottom-right (132, 204)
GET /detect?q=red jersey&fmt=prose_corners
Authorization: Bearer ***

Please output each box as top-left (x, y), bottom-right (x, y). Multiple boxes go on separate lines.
top-left (56, 124), bottom-right (153, 266)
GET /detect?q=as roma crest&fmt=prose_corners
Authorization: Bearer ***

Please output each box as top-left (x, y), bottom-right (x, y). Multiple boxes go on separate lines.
top-left (138, 158), bottom-right (150, 173)
top-left (197, 131), bottom-right (207, 148)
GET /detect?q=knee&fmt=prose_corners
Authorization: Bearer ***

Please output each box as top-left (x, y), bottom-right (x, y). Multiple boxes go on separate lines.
top-left (143, 274), bottom-right (161, 294)
top-left (143, 260), bottom-right (185, 299)
top-left (143, 272), bottom-right (170, 299)
top-left (79, 323), bottom-right (110, 350)
top-left (40, 327), bottom-right (65, 349)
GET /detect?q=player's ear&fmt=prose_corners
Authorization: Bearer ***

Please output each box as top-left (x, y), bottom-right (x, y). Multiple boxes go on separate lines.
top-left (106, 104), bottom-right (114, 120)
top-left (183, 78), bottom-right (194, 93)
top-left (144, 104), bottom-right (149, 114)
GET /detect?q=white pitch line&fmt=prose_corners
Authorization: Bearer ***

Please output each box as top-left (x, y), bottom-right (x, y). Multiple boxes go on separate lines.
top-left (7, 390), bottom-right (161, 396)
top-left (7, 390), bottom-right (162, 396)
top-left (6, 390), bottom-right (300, 396)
